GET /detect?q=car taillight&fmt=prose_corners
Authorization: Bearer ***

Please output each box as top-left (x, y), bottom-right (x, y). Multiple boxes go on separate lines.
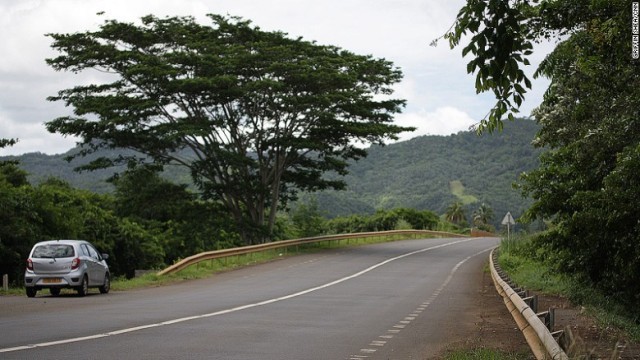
top-left (71, 258), bottom-right (81, 270)
top-left (27, 259), bottom-right (33, 271)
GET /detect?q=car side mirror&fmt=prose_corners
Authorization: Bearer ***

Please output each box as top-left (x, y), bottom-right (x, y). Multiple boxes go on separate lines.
top-left (101, 253), bottom-right (109, 260)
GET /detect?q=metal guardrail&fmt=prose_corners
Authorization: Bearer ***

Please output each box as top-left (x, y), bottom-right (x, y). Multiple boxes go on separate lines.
top-left (489, 248), bottom-right (568, 360)
top-left (157, 229), bottom-right (467, 276)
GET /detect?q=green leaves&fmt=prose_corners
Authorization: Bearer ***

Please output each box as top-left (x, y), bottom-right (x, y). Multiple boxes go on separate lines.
top-left (45, 14), bottom-right (409, 244)
top-left (446, 0), bottom-right (640, 316)
top-left (0, 138), bottom-right (17, 149)
top-left (511, 0), bottom-right (640, 314)
top-left (445, 0), bottom-right (535, 134)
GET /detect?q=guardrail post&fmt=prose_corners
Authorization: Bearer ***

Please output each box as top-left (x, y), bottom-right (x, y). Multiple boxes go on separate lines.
top-left (489, 249), bottom-right (569, 360)
top-left (3, 274), bottom-right (8, 291)
top-left (522, 295), bottom-right (538, 313)
top-left (556, 326), bottom-right (575, 354)
top-left (536, 310), bottom-right (553, 331)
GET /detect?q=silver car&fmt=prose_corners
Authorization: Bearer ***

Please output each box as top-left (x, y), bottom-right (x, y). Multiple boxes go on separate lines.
top-left (24, 240), bottom-right (111, 297)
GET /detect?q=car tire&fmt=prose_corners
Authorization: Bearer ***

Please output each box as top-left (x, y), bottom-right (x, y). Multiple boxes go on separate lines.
top-left (77, 276), bottom-right (89, 297)
top-left (26, 287), bottom-right (37, 298)
top-left (50, 288), bottom-right (61, 296)
top-left (99, 274), bottom-right (110, 294)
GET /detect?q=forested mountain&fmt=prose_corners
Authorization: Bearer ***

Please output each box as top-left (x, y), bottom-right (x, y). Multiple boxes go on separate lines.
top-left (315, 119), bottom-right (543, 227)
top-left (2, 119), bottom-right (542, 228)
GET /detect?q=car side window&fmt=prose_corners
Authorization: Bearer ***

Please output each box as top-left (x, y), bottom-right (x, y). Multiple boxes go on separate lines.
top-left (87, 244), bottom-right (101, 260)
top-left (81, 244), bottom-right (92, 257)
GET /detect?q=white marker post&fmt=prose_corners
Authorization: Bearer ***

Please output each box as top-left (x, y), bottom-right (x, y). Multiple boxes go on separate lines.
top-left (501, 212), bottom-right (516, 241)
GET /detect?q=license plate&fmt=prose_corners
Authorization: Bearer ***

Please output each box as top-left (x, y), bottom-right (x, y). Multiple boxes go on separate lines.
top-left (43, 278), bottom-right (62, 284)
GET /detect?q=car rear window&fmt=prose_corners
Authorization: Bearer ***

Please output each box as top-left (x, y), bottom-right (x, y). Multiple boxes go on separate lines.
top-left (32, 244), bottom-right (75, 258)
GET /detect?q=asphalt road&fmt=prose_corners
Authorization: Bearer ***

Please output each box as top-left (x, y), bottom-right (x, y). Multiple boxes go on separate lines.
top-left (0, 236), bottom-right (498, 359)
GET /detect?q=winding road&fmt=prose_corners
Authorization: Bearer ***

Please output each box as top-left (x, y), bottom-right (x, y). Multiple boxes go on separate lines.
top-left (0, 236), bottom-right (498, 359)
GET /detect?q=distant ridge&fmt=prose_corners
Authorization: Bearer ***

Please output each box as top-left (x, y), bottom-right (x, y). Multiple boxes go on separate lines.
top-left (313, 119), bottom-right (542, 227)
top-left (2, 119), bottom-right (542, 227)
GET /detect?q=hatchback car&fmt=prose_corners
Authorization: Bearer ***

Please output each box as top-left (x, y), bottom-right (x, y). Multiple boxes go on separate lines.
top-left (24, 240), bottom-right (111, 297)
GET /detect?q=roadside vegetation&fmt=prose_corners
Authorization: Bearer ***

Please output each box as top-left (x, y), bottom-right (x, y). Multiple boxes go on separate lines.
top-left (0, 161), bottom-right (466, 293)
top-left (444, 348), bottom-right (529, 360)
top-left (499, 233), bottom-right (640, 341)
top-left (442, 0), bottom-right (640, 343)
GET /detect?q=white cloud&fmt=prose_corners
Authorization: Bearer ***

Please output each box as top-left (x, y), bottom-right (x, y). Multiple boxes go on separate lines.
top-left (394, 107), bottom-right (476, 141)
top-left (0, 109), bottom-right (78, 155)
top-left (0, 0), bottom-right (550, 156)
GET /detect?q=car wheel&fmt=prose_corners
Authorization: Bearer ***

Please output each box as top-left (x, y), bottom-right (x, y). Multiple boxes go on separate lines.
top-left (26, 287), bottom-right (37, 298)
top-left (77, 276), bottom-right (89, 297)
top-left (99, 274), bottom-right (110, 294)
top-left (50, 288), bottom-right (61, 296)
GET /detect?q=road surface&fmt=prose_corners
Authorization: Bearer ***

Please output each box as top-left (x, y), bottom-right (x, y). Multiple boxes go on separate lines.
top-left (0, 236), bottom-right (498, 359)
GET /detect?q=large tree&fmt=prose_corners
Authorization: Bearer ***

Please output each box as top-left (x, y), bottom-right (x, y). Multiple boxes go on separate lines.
top-left (46, 14), bottom-right (410, 244)
top-left (447, 0), bottom-right (640, 311)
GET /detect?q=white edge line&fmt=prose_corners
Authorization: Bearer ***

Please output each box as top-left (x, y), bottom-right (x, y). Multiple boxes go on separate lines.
top-left (1, 237), bottom-right (484, 353)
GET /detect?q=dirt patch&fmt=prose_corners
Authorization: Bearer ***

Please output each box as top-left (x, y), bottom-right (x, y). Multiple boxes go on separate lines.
top-left (435, 261), bottom-right (640, 359)
top-left (435, 267), bottom-right (533, 359)
top-left (538, 294), bottom-right (640, 359)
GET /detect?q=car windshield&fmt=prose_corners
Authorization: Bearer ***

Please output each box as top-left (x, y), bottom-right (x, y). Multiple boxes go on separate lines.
top-left (32, 244), bottom-right (75, 258)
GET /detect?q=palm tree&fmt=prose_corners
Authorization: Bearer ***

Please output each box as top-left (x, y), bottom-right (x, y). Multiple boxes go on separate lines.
top-left (445, 201), bottom-right (467, 226)
top-left (472, 203), bottom-right (494, 231)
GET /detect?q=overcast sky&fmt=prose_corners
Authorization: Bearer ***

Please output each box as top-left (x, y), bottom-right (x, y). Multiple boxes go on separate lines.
top-left (0, 0), bottom-right (551, 156)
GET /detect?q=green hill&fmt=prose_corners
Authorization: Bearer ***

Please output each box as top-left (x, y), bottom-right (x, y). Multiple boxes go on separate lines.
top-left (314, 119), bottom-right (543, 227)
top-left (2, 119), bottom-right (542, 228)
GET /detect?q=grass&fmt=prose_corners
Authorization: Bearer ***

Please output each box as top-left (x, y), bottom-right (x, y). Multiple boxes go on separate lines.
top-left (450, 180), bottom-right (479, 205)
top-left (3, 232), bottom-right (437, 295)
top-left (498, 233), bottom-right (640, 341)
top-left (444, 348), bottom-right (530, 360)
top-left (498, 235), bottom-right (570, 295)
top-left (1, 287), bottom-right (24, 296)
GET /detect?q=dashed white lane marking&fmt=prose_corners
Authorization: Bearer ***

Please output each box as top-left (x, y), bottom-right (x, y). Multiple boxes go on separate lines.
top-left (1, 238), bottom-right (478, 354)
top-left (355, 246), bottom-right (493, 357)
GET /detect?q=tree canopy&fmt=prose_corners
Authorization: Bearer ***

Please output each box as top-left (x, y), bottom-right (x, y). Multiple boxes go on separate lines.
top-left (0, 138), bottom-right (18, 167)
top-left (45, 14), bottom-right (410, 244)
top-left (441, 0), bottom-right (534, 133)
top-left (0, 138), bottom-right (17, 149)
top-left (449, 0), bottom-right (640, 313)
